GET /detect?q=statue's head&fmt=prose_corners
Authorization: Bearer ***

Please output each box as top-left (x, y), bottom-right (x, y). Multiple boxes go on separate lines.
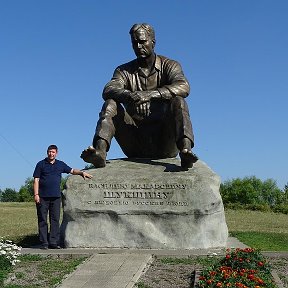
top-left (129, 23), bottom-right (156, 59)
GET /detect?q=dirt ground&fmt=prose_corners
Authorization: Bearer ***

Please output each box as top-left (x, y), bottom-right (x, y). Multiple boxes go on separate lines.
top-left (3, 255), bottom-right (87, 288)
top-left (137, 255), bottom-right (288, 288)
top-left (137, 258), bottom-right (198, 288)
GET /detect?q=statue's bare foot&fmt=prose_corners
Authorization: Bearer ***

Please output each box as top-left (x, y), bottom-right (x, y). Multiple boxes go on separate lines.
top-left (80, 146), bottom-right (106, 168)
top-left (180, 149), bottom-right (198, 169)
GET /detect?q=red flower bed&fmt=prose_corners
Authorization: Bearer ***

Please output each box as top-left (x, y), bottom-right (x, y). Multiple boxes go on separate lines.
top-left (197, 248), bottom-right (277, 288)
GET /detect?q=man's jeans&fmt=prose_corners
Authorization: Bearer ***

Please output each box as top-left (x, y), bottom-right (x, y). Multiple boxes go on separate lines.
top-left (36, 197), bottom-right (61, 246)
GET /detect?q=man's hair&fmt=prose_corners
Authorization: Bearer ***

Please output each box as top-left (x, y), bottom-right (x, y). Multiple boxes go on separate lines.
top-left (129, 23), bottom-right (155, 42)
top-left (47, 144), bottom-right (58, 152)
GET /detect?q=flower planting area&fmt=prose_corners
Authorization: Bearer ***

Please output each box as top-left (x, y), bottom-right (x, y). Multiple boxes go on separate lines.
top-left (197, 248), bottom-right (278, 288)
top-left (136, 249), bottom-right (288, 288)
top-left (0, 238), bottom-right (21, 286)
top-left (0, 238), bottom-right (87, 288)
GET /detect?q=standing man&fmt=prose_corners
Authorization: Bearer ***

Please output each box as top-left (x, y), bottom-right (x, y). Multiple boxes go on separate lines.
top-left (33, 144), bottom-right (92, 249)
top-left (81, 23), bottom-right (198, 169)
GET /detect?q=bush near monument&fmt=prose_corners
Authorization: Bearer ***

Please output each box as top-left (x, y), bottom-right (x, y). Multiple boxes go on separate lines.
top-left (0, 239), bottom-right (21, 286)
top-left (220, 176), bottom-right (288, 214)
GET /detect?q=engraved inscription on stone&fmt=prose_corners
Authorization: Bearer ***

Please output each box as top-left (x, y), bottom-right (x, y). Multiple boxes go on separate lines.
top-left (86, 183), bottom-right (189, 207)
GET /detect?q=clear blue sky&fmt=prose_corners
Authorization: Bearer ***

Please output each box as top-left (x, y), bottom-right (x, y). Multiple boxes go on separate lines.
top-left (0, 1), bottom-right (287, 191)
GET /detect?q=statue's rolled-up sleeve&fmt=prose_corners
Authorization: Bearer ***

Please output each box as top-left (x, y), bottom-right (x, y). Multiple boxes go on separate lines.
top-left (102, 68), bottom-right (132, 103)
top-left (157, 60), bottom-right (190, 99)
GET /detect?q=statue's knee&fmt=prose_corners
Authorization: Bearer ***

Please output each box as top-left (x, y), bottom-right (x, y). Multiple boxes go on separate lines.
top-left (100, 99), bottom-right (118, 117)
top-left (104, 99), bottom-right (117, 111)
top-left (171, 96), bottom-right (188, 111)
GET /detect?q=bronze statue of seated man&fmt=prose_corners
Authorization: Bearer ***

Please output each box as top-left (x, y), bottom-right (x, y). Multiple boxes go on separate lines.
top-left (81, 23), bottom-right (198, 169)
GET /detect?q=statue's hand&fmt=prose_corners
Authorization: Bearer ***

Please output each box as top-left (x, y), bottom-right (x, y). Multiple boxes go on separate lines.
top-left (136, 102), bottom-right (151, 117)
top-left (130, 90), bottom-right (160, 117)
top-left (130, 91), bottom-right (153, 105)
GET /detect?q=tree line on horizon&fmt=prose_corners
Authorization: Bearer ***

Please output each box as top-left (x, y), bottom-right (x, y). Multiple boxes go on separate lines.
top-left (220, 176), bottom-right (288, 214)
top-left (0, 177), bottom-right (67, 202)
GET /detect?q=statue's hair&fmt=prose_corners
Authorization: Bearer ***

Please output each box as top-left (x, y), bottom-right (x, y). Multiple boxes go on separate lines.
top-left (129, 23), bottom-right (155, 42)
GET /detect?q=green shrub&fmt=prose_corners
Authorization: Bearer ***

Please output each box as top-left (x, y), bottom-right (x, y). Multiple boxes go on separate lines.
top-left (0, 255), bottom-right (11, 270)
top-left (245, 203), bottom-right (271, 212)
top-left (224, 202), bottom-right (271, 212)
top-left (0, 255), bottom-right (12, 285)
top-left (272, 204), bottom-right (288, 215)
top-left (220, 176), bottom-right (286, 212)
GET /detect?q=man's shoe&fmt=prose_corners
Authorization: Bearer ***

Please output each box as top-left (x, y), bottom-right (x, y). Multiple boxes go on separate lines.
top-left (49, 244), bottom-right (61, 249)
top-left (40, 244), bottom-right (48, 250)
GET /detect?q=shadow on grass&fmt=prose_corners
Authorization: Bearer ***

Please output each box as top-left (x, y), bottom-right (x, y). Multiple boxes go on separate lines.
top-left (16, 234), bottom-right (39, 247)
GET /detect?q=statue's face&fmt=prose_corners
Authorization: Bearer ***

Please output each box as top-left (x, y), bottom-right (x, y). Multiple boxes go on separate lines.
top-left (131, 28), bottom-right (155, 59)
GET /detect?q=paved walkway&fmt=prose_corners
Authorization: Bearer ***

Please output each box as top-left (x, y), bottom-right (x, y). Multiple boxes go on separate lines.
top-left (56, 253), bottom-right (152, 288)
top-left (21, 237), bottom-right (248, 288)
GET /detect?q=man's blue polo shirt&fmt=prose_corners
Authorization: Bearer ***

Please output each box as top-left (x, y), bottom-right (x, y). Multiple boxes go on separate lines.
top-left (33, 158), bottom-right (72, 197)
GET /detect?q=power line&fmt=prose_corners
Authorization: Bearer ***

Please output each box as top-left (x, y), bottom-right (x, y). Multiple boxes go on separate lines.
top-left (0, 133), bottom-right (34, 168)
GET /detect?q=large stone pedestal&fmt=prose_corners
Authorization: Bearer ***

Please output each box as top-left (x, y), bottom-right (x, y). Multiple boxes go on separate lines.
top-left (61, 158), bottom-right (228, 249)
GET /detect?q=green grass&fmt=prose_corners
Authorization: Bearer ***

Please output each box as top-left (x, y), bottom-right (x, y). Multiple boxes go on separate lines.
top-left (159, 256), bottom-right (220, 268)
top-left (0, 202), bottom-right (38, 245)
top-left (225, 209), bottom-right (288, 233)
top-left (225, 209), bottom-right (288, 251)
top-left (136, 282), bottom-right (152, 288)
top-left (3, 254), bottom-right (88, 288)
top-left (230, 231), bottom-right (288, 251)
top-left (0, 257), bottom-right (13, 287)
top-left (160, 257), bottom-right (198, 265)
top-left (0, 202), bottom-right (63, 247)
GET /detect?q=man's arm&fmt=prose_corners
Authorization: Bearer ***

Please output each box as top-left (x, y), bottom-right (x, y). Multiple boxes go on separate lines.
top-left (33, 178), bottom-right (40, 204)
top-left (70, 169), bottom-right (93, 180)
